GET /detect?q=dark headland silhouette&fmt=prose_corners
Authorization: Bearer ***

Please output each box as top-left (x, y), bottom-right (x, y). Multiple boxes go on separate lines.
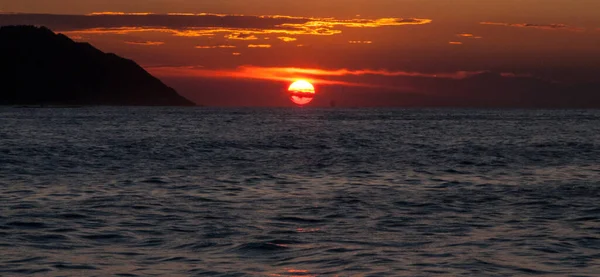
top-left (0, 25), bottom-right (195, 106)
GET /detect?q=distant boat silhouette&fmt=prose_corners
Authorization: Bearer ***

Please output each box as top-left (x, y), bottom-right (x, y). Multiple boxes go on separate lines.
top-left (0, 25), bottom-right (195, 106)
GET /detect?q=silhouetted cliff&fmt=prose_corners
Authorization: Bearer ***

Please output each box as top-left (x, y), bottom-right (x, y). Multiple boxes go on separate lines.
top-left (0, 26), bottom-right (195, 106)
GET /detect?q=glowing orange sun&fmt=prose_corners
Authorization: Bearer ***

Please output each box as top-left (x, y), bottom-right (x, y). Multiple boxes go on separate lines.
top-left (288, 80), bottom-right (315, 105)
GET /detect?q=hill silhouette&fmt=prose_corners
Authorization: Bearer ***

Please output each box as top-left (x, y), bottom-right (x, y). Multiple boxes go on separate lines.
top-left (0, 25), bottom-right (195, 106)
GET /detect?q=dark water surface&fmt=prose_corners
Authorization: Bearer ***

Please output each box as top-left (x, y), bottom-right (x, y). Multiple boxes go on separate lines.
top-left (1, 107), bottom-right (599, 276)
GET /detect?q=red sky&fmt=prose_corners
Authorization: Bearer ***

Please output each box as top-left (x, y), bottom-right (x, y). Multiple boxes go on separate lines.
top-left (2, 0), bottom-right (600, 107)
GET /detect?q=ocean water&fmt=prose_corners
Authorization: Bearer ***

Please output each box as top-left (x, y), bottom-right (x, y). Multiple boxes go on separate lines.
top-left (0, 107), bottom-right (599, 276)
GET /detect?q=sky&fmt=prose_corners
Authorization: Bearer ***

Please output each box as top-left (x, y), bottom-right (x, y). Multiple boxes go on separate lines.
top-left (2, 0), bottom-right (600, 107)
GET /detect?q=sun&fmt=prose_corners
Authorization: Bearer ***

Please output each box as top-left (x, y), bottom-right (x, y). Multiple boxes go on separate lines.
top-left (288, 80), bottom-right (315, 105)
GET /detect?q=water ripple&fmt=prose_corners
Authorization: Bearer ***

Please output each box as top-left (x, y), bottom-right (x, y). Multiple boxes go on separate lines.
top-left (1, 108), bottom-right (599, 275)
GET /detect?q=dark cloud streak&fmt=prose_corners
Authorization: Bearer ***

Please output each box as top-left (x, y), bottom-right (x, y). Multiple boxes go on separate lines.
top-left (0, 13), bottom-right (308, 31)
top-left (480, 22), bottom-right (585, 32)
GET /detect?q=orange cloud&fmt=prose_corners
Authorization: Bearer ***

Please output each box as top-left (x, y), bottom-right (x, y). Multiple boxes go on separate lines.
top-left (61, 27), bottom-right (217, 37)
top-left (277, 37), bottom-right (297, 42)
top-left (124, 41), bottom-right (164, 46)
top-left (195, 45), bottom-right (236, 49)
top-left (89, 12), bottom-right (248, 17)
top-left (148, 66), bottom-right (367, 87)
top-left (243, 67), bottom-right (488, 79)
top-left (457, 33), bottom-right (482, 39)
top-left (278, 17), bottom-right (432, 36)
top-left (147, 65), bottom-right (492, 89)
top-left (283, 17), bottom-right (432, 29)
top-left (349, 40), bottom-right (373, 44)
top-left (165, 12), bottom-right (244, 17)
top-left (88, 12), bottom-right (153, 16)
top-left (62, 27), bottom-right (306, 38)
top-left (232, 52), bottom-right (242, 56)
top-left (480, 22), bottom-right (585, 32)
top-left (225, 33), bottom-right (259, 40)
top-left (449, 41), bottom-right (463, 45)
top-left (247, 44), bottom-right (272, 48)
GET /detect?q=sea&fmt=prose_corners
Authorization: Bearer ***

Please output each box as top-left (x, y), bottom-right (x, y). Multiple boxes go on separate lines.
top-left (0, 107), bottom-right (599, 276)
